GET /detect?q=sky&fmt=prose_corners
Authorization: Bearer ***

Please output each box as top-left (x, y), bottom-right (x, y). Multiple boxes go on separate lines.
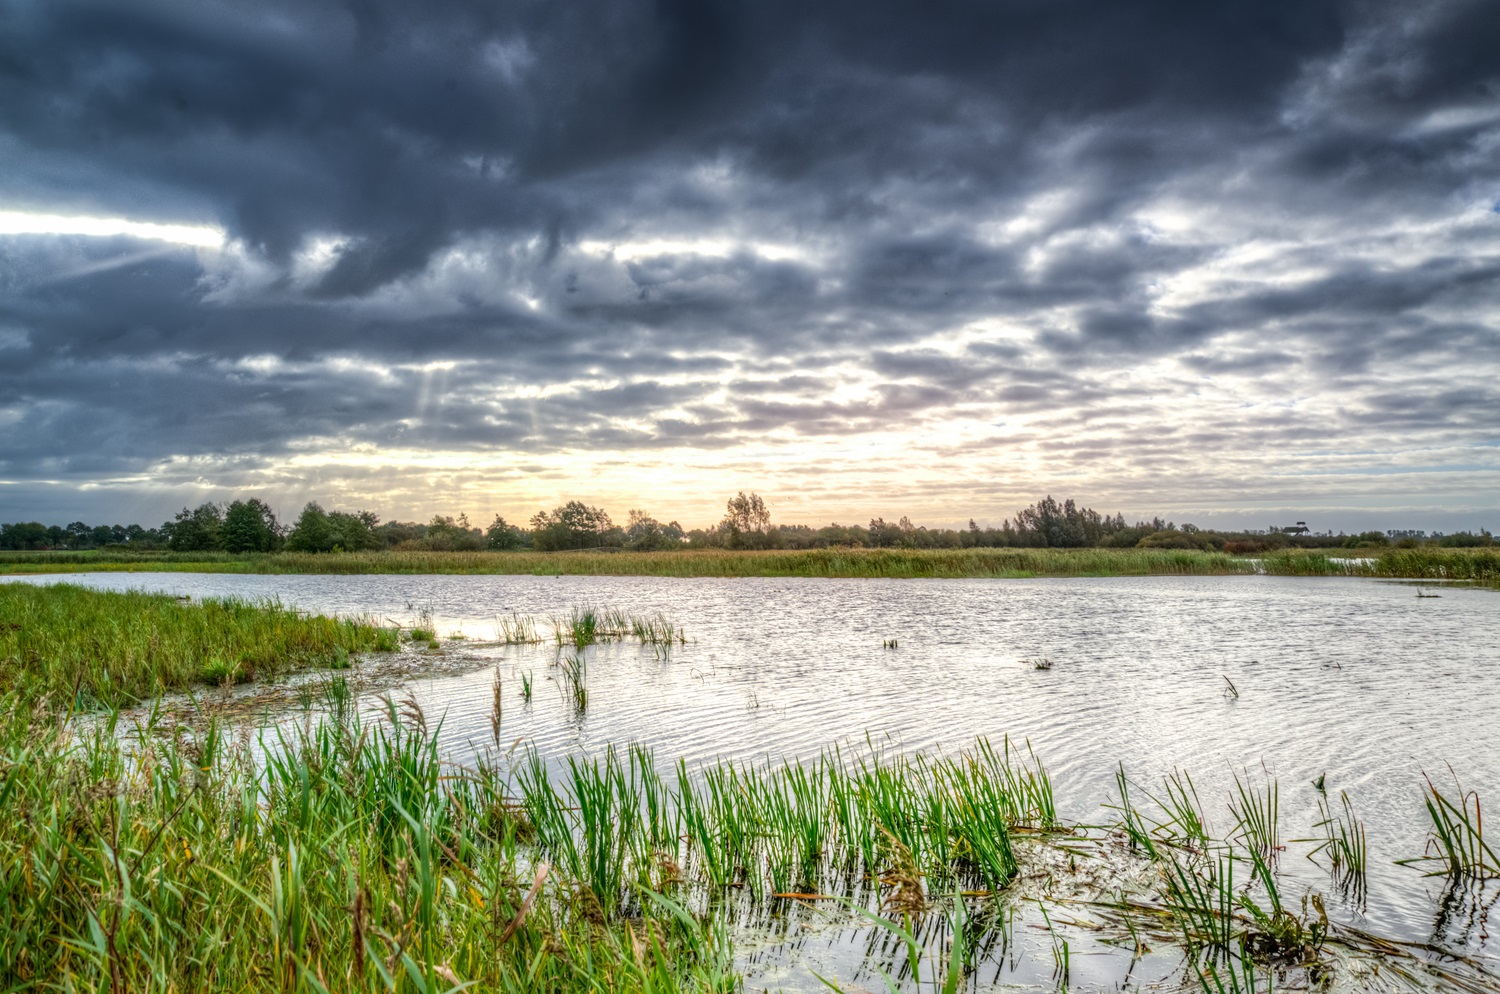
top-left (1, 0), bottom-right (1498, 535)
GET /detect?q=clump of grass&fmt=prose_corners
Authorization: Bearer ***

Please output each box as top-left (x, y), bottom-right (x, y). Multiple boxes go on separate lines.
top-left (1111, 767), bottom-right (1212, 859)
top-left (558, 650), bottom-right (588, 710)
top-left (2, 691), bottom-right (1483, 994)
top-left (0, 582), bottom-right (382, 708)
top-left (550, 607), bottom-right (684, 651)
top-left (1401, 772), bottom-right (1500, 878)
top-left (1230, 773), bottom-right (1281, 859)
top-left (556, 607), bottom-right (600, 649)
top-left (1026, 656), bottom-right (1054, 670)
top-left (497, 611), bottom-right (543, 644)
top-left (632, 613), bottom-right (686, 648)
top-left (1306, 791), bottom-right (1368, 894)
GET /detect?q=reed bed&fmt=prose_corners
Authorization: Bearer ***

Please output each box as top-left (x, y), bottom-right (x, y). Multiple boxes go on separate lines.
top-left (0, 583), bottom-right (389, 708)
top-left (0, 547), bottom-right (1260, 578)
top-left (4, 545), bottom-right (1497, 580)
top-left (0, 696), bottom-right (738, 993)
top-left (1259, 547), bottom-right (1500, 580)
top-left (2, 693), bottom-right (1496, 993)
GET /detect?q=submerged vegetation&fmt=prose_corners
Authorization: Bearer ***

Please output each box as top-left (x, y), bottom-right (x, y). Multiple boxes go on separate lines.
top-left (0, 583), bottom-right (390, 708)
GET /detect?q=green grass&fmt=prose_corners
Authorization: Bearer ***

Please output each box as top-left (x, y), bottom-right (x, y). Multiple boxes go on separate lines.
top-left (4, 545), bottom-right (1497, 580)
top-left (0, 582), bottom-right (391, 708)
top-left (1, 691), bottom-right (1491, 993)
top-left (1260, 547), bottom-right (1500, 580)
top-left (0, 697), bottom-right (738, 993)
top-left (1401, 773), bottom-right (1500, 878)
top-left (0, 546), bottom-right (1261, 578)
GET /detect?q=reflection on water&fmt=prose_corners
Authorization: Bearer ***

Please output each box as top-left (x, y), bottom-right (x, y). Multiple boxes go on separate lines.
top-left (10, 571), bottom-right (1500, 978)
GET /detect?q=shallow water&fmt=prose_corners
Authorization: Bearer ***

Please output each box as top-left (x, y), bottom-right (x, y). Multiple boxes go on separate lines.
top-left (12, 571), bottom-right (1500, 984)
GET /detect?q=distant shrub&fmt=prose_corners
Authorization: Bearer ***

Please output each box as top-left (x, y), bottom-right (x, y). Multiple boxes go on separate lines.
top-left (1137, 530), bottom-right (1214, 551)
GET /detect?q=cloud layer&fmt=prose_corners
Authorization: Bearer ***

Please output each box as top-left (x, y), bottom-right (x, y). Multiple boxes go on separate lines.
top-left (2, 0), bottom-right (1498, 529)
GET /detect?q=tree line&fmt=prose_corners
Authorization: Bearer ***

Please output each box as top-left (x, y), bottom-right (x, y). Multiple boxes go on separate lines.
top-left (1, 493), bottom-right (1492, 553)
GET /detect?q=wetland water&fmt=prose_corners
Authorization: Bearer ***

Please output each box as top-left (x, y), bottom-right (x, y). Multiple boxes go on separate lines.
top-left (12, 571), bottom-right (1500, 988)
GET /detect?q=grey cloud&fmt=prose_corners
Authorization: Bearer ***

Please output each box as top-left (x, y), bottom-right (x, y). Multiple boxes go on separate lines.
top-left (2, 0), bottom-right (1499, 524)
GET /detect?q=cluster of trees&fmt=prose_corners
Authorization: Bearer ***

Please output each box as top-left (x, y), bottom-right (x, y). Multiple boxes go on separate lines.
top-left (2, 493), bottom-right (1493, 554)
top-left (527, 504), bottom-right (686, 551)
top-left (0, 520), bottom-right (160, 551)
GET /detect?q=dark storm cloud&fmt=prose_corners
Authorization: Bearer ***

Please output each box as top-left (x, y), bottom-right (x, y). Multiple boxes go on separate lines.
top-left (2, 0), bottom-right (1499, 522)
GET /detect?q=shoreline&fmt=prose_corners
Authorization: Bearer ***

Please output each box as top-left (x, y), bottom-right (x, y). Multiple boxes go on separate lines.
top-left (0, 545), bottom-right (1496, 581)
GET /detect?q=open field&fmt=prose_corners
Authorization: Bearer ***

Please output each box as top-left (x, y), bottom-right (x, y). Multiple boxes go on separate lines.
top-left (0, 583), bottom-right (392, 709)
top-left (1, 545), bottom-right (1495, 580)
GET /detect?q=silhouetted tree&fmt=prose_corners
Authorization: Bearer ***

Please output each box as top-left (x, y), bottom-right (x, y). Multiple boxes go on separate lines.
top-left (624, 510), bottom-right (683, 551)
top-left (485, 515), bottom-right (527, 550)
top-left (721, 492), bottom-right (772, 549)
top-left (530, 501), bottom-right (614, 550)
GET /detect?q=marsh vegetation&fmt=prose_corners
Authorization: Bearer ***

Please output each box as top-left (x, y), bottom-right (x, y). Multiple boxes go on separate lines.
top-left (0, 583), bottom-right (390, 708)
top-left (2, 545), bottom-right (1496, 581)
top-left (2, 576), bottom-right (1497, 992)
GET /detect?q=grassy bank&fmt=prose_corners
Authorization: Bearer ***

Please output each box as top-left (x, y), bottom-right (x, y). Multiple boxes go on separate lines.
top-left (0, 546), bottom-right (1263, 578)
top-left (3, 545), bottom-right (1495, 581)
top-left (1260, 547), bottom-right (1500, 580)
top-left (0, 583), bottom-right (391, 708)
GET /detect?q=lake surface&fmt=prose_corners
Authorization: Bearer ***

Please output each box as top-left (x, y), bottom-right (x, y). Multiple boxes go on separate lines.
top-left (12, 571), bottom-right (1500, 984)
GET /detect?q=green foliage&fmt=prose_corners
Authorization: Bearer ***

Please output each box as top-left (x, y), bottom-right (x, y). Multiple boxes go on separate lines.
top-left (0, 521), bottom-right (52, 550)
top-left (1403, 773), bottom-right (1500, 878)
top-left (422, 513), bottom-right (484, 551)
top-left (0, 701), bottom-right (738, 993)
top-left (221, 498), bottom-right (281, 553)
top-left (284, 502), bottom-right (380, 553)
top-left (0, 546), bottom-right (1263, 577)
top-left (485, 514), bottom-right (527, 550)
top-left (165, 502), bottom-right (225, 551)
top-left (1014, 495), bottom-right (1111, 547)
top-left (0, 583), bottom-right (382, 707)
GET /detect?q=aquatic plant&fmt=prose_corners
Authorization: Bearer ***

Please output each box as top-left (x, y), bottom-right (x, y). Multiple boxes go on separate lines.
top-left (1306, 791), bottom-right (1368, 893)
top-left (632, 612), bottom-right (686, 648)
top-left (558, 649), bottom-right (587, 710)
top-left (1402, 773), bottom-right (1500, 878)
top-left (1230, 773), bottom-right (1281, 859)
top-left (0, 693), bottom-right (738, 993)
top-left (497, 611), bottom-right (543, 644)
